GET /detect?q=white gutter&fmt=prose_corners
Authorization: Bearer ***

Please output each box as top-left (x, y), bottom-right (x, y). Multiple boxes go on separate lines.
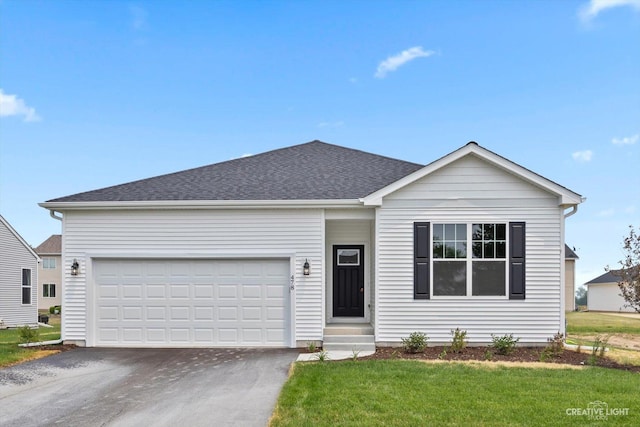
top-left (563, 200), bottom-right (584, 219)
top-left (39, 199), bottom-right (364, 211)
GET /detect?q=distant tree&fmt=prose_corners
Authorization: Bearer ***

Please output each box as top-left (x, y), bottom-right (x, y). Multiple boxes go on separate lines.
top-left (607, 225), bottom-right (640, 313)
top-left (575, 285), bottom-right (587, 307)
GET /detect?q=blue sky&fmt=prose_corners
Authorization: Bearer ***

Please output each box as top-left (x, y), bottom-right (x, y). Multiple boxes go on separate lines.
top-left (1, 0), bottom-right (638, 288)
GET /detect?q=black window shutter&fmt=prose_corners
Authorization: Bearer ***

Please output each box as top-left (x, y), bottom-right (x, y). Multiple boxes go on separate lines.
top-left (414, 222), bottom-right (430, 299)
top-left (509, 222), bottom-right (526, 299)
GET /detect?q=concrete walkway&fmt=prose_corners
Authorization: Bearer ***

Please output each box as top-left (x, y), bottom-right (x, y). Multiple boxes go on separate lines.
top-left (296, 350), bottom-right (375, 361)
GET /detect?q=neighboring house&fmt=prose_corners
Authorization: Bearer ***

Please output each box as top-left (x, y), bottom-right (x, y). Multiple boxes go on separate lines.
top-left (40, 141), bottom-right (583, 348)
top-left (35, 234), bottom-right (62, 309)
top-left (0, 215), bottom-right (39, 327)
top-left (564, 245), bottom-right (579, 312)
top-left (585, 270), bottom-right (635, 313)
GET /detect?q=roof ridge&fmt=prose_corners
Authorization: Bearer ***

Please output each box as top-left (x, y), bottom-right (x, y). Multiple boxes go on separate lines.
top-left (47, 139), bottom-right (423, 202)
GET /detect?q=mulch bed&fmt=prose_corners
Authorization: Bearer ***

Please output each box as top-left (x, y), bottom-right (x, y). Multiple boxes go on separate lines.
top-left (358, 346), bottom-right (640, 372)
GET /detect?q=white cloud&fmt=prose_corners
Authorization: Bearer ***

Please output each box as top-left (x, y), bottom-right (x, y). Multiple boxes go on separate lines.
top-left (572, 149), bottom-right (593, 162)
top-left (0, 89), bottom-right (41, 122)
top-left (349, 77), bottom-right (358, 84)
top-left (318, 121), bottom-right (345, 128)
top-left (130, 5), bottom-right (148, 31)
top-left (612, 133), bottom-right (639, 145)
top-left (624, 205), bottom-right (636, 214)
top-left (597, 208), bottom-right (615, 217)
top-left (579, 0), bottom-right (640, 22)
top-left (375, 46), bottom-right (435, 79)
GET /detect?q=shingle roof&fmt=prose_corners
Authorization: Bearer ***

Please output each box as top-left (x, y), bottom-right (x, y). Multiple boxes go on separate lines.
top-left (48, 141), bottom-right (424, 202)
top-left (35, 234), bottom-right (62, 254)
top-left (565, 244), bottom-right (579, 259)
top-left (586, 270), bottom-right (621, 285)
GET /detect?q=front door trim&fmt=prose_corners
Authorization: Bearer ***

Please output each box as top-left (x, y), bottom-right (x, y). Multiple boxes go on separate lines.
top-left (332, 244), bottom-right (365, 318)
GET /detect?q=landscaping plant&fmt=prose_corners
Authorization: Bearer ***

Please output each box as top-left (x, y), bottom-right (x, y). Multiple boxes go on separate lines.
top-left (18, 326), bottom-right (40, 344)
top-left (490, 333), bottom-right (520, 355)
top-left (401, 332), bottom-right (428, 353)
top-left (449, 328), bottom-right (467, 353)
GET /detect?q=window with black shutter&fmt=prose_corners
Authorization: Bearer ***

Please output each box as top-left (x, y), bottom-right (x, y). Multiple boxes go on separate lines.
top-left (414, 222), bottom-right (430, 299)
top-left (414, 221), bottom-right (526, 299)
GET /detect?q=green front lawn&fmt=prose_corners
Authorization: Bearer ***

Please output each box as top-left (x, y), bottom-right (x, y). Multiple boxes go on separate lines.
top-left (566, 311), bottom-right (640, 335)
top-left (0, 323), bottom-right (61, 368)
top-left (271, 361), bottom-right (639, 426)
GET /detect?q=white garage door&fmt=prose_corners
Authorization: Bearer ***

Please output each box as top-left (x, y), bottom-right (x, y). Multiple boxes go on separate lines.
top-left (92, 259), bottom-right (291, 347)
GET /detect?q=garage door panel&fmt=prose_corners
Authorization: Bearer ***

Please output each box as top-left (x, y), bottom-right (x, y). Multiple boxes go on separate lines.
top-left (147, 328), bottom-right (166, 342)
top-left (243, 285), bottom-right (262, 299)
top-left (146, 306), bottom-right (166, 320)
top-left (123, 285), bottom-right (143, 299)
top-left (94, 259), bottom-right (290, 347)
top-left (194, 285), bottom-right (214, 298)
top-left (170, 285), bottom-right (190, 298)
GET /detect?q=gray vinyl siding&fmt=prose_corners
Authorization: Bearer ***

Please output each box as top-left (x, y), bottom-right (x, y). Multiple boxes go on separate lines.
top-left (0, 221), bottom-right (39, 327)
top-left (61, 209), bottom-right (324, 344)
top-left (376, 155), bottom-right (564, 344)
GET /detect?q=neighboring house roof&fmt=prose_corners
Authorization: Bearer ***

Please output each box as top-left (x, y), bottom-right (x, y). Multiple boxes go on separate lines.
top-left (586, 270), bottom-right (621, 285)
top-left (0, 214), bottom-right (40, 260)
top-left (45, 141), bottom-right (424, 203)
top-left (35, 234), bottom-right (62, 255)
top-left (565, 244), bottom-right (579, 259)
top-left (362, 142), bottom-right (583, 206)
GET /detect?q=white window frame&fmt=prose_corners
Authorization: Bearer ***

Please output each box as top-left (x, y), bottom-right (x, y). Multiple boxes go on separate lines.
top-left (43, 258), bottom-right (56, 269)
top-left (22, 268), bottom-right (32, 305)
top-left (336, 248), bottom-right (361, 266)
top-left (431, 222), bottom-right (509, 299)
top-left (43, 283), bottom-right (56, 298)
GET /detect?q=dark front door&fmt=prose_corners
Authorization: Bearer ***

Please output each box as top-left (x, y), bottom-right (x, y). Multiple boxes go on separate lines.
top-left (333, 245), bottom-right (365, 317)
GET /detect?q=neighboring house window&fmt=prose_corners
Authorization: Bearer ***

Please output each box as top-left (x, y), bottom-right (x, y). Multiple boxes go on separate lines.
top-left (22, 269), bottom-right (32, 304)
top-left (43, 283), bottom-right (56, 298)
top-left (414, 222), bottom-right (525, 300)
top-left (43, 258), bottom-right (56, 269)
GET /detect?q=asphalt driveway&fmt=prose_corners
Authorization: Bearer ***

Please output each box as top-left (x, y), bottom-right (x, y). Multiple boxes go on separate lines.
top-left (0, 347), bottom-right (299, 427)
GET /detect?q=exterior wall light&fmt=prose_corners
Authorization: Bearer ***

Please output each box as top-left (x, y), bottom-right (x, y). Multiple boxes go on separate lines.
top-left (71, 259), bottom-right (80, 276)
top-left (303, 259), bottom-right (310, 276)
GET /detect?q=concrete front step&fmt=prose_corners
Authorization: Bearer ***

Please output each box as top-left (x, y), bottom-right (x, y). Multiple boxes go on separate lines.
top-left (323, 324), bottom-right (374, 336)
top-left (323, 331), bottom-right (376, 352)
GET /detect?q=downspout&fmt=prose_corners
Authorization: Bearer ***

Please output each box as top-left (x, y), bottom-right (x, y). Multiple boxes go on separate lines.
top-left (563, 205), bottom-right (578, 219)
top-left (563, 197), bottom-right (585, 218)
top-left (50, 210), bottom-right (63, 221)
top-left (561, 200), bottom-right (583, 334)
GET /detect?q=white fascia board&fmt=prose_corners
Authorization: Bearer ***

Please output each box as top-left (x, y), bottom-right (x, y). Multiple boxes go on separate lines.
top-left (361, 143), bottom-right (583, 206)
top-left (39, 199), bottom-right (363, 211)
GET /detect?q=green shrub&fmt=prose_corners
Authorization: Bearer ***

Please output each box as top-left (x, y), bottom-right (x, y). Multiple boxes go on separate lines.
top-left (490, 333), bottom-right (520, 355)
top-left (401, 332), bottom-right (428, 353)
top-left (483, 349), bottom-right (493, 361)
top-left (588, 335), bottom-right (611, 366)
top-left (19, 325), bottom-right (40, 344)
top-left (543, 332), bottom-right (565, 358)
top-left (306, 341), bottom-right (317, 353)
top-left (449, 328), bottom-right (467, 353)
